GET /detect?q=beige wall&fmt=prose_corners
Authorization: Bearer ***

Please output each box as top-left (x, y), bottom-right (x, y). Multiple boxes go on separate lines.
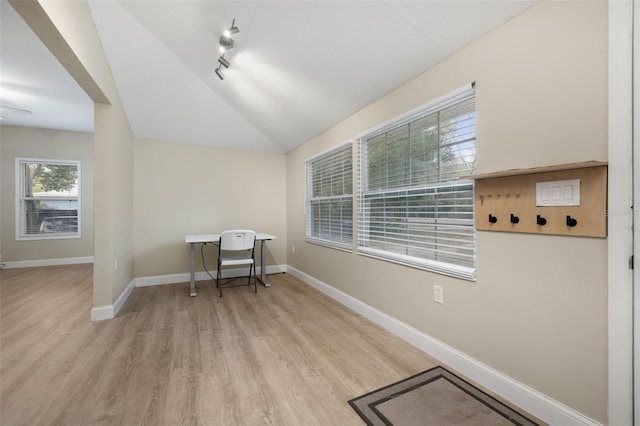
top-left (133, 139), bottom-right (287, 278)
top-left (19, 0), bottom-right (136, 307)
top-left (93, 102), bottom-right (135, 306)
top-left (0, 125), bottom-right (94, 261)
top-left (287, 1), bottom-right (607, 423)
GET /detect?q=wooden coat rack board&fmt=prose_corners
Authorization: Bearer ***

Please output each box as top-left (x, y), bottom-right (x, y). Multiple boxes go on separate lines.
top-left (469, 161), bottom-right (607, 238)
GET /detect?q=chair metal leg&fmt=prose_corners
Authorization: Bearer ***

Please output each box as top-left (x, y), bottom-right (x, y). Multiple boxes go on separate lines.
top-left (251, 263), bottom-right (256, 293)
top-left (216, 259), bottom-right (221, 288)
top-left (217, 259), bottom-right (257, 298)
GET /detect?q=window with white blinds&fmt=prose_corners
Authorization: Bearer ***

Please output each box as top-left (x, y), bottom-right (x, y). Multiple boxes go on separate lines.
top-left (305, 142), bottom-right (353, 250)
top-left (16, 158), bottom-right (81, 240)
top-left (357, 87), bottom-right (476, 280)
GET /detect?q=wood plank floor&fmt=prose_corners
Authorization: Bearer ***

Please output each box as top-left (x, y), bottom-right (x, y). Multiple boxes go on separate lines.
top-left (1, 265), bottom-right (437, 425)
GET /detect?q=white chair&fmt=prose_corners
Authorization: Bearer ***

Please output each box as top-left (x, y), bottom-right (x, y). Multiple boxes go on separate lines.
top-left (216, 230), bottom-right (257, 297)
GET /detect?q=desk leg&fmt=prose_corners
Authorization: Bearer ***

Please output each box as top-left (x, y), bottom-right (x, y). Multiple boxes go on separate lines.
top-left (189, 243), bottom-right (197, 296)
top-left (258, 240), bottom-right (271, 287)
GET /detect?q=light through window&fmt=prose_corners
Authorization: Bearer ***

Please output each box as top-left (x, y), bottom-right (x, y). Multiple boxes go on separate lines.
top-left (16, 158), bottom-right (80, 240)
top-left (305, 142), bottom-right (353, 250)
top-left (357, 87), bottom-right (476, 280)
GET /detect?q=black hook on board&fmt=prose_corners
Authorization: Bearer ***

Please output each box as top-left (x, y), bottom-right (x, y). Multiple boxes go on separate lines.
top-left (510, 214), bottom-right (520, 224)
top-left (488, 214), bottom-right (497, 223)
top-left (566, 216), bottom-right (578, 227)
top-left (536, 215), bottom-right (547, 226)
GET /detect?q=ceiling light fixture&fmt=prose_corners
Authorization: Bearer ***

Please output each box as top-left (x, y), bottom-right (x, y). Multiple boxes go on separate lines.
top-left (226, 19), bottom-right (239, 36)
top-left (216, 19), bottom-right (239, 81)
top-left (215, 66), bottom-right (225, 80)
top-left (218, 36), bottom-right (235, 52)
top-left (218, 55), bottom-right (230, 69)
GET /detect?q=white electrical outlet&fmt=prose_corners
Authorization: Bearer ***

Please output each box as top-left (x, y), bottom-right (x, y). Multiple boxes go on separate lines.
top-left (536, 179), bottom-right (581, 206)
top-left (433, 285), bottom-right (444, 304)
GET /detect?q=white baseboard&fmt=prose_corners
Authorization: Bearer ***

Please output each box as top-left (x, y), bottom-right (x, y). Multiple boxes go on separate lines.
top-left (286, 265), bottom-right (601, 426)
top-left (135, 271), bottom-right (201, 287)
top-left (91, 278), bottom-right (135, 321)
top-left (2, 256), bottom-right (94, 269)
top-left (134, 264), bottom-right (286, 287)
top-left (90, 305), bottom-right (114, 321)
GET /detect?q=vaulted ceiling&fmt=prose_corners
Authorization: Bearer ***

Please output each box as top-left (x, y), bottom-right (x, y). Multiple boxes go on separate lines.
top-left (1, 0), bottom-right (537, 154)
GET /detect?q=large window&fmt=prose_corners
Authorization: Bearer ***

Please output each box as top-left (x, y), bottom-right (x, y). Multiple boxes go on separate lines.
top-left (357, 87), bottom-right (476, 280)
top-left (16, 158), bottom-right (81, 240)
top-left (305, 142), bottom-right (353, 250)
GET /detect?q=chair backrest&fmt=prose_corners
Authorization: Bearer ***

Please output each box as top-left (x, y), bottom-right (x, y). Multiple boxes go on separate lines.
top-left (220, 230), bottom-right (256, 251)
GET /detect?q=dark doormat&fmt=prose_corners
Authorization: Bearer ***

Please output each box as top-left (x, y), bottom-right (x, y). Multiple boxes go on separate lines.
top-left (348, 366), bottom-right (540, 426)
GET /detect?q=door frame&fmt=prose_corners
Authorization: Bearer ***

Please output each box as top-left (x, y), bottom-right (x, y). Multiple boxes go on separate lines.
top-left (608, 1), bottom-right (634, 425)
top-left (634, 1), bottom-right (639, 423)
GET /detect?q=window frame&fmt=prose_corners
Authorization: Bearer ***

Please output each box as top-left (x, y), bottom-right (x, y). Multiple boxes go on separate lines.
top-left (304, 141), bottom-right (354, 251)
top-left (356, 84), bottom-right (476, 280)
top-left (15, 157), bottom-right (81, 241)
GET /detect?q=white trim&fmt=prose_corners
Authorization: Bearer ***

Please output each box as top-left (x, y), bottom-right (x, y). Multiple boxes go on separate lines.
top-left (114, 279), bottom-right (135, 316)
top-left (134, 264), bottom-right (287, 287)
top-left (135, 272), bottom-right (200, 287)
top-left (634, 0), bottom-right (640, 422)
top-left (304, 237), bottom-right (353, 253)
top-left (15, 157), bottom-right (81, 241)
top-left (303, 138), bottom-right (353, 164)
top-left (286, 265), bottom-right (600, 426)
top-left (608, 1), bottom-right (635, 425)
top-left (357, 248), bottom-right (476, 282)
top-left (90, 278), bottom-right (135, 321)
top-left (2, 256), bottom-right (94, 269)
top-left (355, 82), bottom-right (475, 141)
top-left (90, 305), bottom-right (114, 321)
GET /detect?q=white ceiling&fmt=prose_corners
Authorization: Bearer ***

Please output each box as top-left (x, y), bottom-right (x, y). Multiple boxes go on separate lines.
top-left (0, 0), bottom-right (94, 132)
top-left (1, 0), bottom-right (537, 154)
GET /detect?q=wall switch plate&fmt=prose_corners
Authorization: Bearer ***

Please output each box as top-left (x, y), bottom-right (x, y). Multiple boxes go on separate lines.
top-left (536, 179), bottom-right (580, 206)
top-left (433, 285), bottom-right (444, 304)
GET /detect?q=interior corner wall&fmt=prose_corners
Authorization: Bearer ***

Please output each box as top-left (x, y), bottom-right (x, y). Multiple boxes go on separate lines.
top-left (132, 138), bottom-right (287, 279)
top-left (286, 1), bottom-right (607, 423)
top-left (0, 125), bottom-right (94, 262)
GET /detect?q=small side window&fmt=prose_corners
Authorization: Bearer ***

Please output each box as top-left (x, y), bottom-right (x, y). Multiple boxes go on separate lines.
top-left (16, 158), bottom-right (81, 240)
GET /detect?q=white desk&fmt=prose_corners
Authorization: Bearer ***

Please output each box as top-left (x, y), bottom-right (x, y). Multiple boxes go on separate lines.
top-left (185, 233), bottom-right (276, 297)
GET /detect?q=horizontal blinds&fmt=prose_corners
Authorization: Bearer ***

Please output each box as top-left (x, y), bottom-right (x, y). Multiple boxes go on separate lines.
top-left (358, 91), bottom-right (476, 280)
top-left (305, 143), bottom-right (353, 249)
top-left (308, 143), bottom-right (353, 198)
top-left (361, 83), bottom-right (475, 141)
top-left (16, 159), bottom-right (80, 239)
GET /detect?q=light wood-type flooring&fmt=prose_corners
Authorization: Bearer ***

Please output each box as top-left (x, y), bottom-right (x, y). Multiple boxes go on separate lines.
top-left (1, 264), bottom-right (437, 425)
